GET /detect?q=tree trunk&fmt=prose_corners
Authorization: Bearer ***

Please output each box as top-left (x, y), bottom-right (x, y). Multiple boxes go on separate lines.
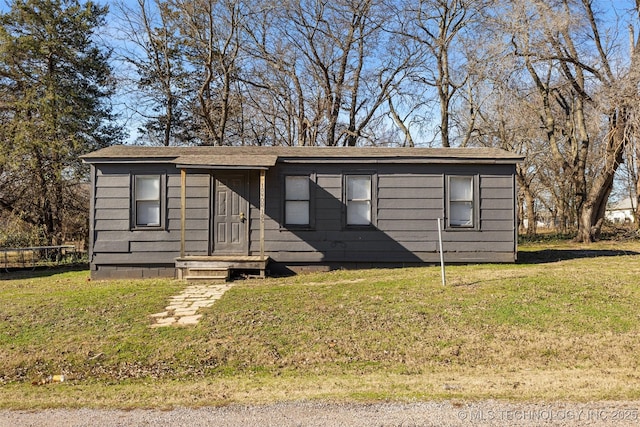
top-left (164, 96), bottom-right (173, 146)
top-left (516, 170), bottom-right (537, 235)
top-left (635, 143), bottom-right (640, 228)
top-left (575, 185), bottom-right (612, 243)
top-left (575, 110), bottom-right (627, 242)
top-left (388, 98), bottom-right (414, 147)
top-left (439, 92), bottom-right (450, 147)
top-left (517, 192), bottom-right (525, 234)
top-left (524, 188), bottom-right (537, 236)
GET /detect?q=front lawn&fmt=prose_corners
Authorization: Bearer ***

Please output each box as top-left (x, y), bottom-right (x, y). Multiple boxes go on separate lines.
top-left (1, 240), bottom-right (640, 408)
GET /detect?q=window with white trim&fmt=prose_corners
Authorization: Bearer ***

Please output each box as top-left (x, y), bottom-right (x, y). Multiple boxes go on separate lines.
top-left (448, 175), bottom-right (474, 228)
top-left (346, 175), bottom-right (372, 226)
top-left (134, 175), bottom-right (161, 227)
top-left (284, 175), bottom-right (310, 226)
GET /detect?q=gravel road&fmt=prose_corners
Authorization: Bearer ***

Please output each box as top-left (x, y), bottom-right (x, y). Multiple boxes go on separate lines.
top-left (2, 401), bottom-right (640, 427)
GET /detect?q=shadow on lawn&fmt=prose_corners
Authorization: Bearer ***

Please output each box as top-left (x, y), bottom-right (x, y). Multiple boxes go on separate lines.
top-left (518, 248), bottom-right (640, 264)
top-left (0, 263), bottom-right (89, 280)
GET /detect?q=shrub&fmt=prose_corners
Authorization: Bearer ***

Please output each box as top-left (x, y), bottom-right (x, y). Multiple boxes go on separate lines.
top-left (0, 216), bottom-right (47, 248)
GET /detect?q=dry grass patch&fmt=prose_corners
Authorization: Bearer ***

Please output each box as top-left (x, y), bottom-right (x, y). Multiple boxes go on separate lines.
top-left (1, 369), bottom-right (639, 409)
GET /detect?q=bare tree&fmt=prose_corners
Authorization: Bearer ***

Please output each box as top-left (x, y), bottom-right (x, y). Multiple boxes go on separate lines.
top-left (462, 68), bottom-right (546, 234)
top-left (116, 0), bottom-right (193, 146)
top-left (394, 0), bottom-right (486, 147)
top-left (280, 0), bottom-right (377, 146)
top-left (496, 0), bottom-right (638, 242)
top-left (169, 0), bottom-right (245, 146)
top-left (242, 1), bottom-right (317, 146)
top-left (242, 0), bottom-right (413, 147)
top-left (621, 7), bottom-right (640, 227)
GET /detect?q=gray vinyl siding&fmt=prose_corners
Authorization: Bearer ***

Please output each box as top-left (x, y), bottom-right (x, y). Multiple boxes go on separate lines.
top-left (90, 164), bottom-right (210, 276)
top-left (248, 163), bottom-right (517, 264)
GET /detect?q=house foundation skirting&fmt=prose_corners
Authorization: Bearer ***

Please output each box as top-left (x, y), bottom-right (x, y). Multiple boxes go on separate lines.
top-left (92, 264), bottom-right (176, 280)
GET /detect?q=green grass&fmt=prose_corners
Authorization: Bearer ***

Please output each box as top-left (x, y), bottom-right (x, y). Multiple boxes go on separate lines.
top-left (1, 240), bottom-right (640, 408)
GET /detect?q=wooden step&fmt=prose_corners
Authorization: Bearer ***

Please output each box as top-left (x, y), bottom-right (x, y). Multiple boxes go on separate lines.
top-left (176, 256), bottom-right (270, 281)
top-left (185, 267), bottom-right (230, 281)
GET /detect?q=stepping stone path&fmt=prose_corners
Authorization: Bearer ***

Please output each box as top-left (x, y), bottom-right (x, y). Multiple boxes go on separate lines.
top-left (149, 283), bottom-right (233, 327)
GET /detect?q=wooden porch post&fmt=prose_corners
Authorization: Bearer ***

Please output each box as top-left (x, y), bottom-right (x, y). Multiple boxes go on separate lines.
top-left (260, 169), bottom-right (266, 260)
top-left (180, 168), bottom-right (186, 258)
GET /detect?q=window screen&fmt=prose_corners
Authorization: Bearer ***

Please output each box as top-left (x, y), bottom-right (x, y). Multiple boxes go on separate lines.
top-left (135, 175), bottom-right (161, 227)
top-left (449, 176), bottom-right (474, 227)
top-left (285, 175), bottom-right (310, 225)
top-left (346, 175), bottom-right (372, 226)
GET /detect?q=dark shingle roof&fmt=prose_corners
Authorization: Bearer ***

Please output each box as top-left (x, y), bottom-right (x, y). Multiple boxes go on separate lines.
top-left (81, 145), bottom-right (523, 166)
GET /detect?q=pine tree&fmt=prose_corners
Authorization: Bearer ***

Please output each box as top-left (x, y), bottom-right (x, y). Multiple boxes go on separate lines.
top-left (0, 0), bottom-right (123, 245)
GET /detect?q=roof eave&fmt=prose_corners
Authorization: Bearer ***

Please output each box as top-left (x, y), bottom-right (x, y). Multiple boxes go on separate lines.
top-left (278, 157), bottom-right (523, 164)
top-left (173, 163), bottom-right (271, 170)
top-left (81, 156), bottom-right (178, 164)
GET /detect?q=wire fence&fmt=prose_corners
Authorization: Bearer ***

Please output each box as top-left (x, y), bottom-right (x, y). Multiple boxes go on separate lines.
top-left (1, 245), bottom-right (82, 271)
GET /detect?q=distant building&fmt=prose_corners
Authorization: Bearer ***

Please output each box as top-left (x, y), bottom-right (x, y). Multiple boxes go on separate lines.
top-left (606, 197), bottom-right (637, 224)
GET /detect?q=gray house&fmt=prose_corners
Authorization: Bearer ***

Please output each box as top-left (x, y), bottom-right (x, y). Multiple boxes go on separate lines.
top-left (81, 146), bottom-right (523, 280)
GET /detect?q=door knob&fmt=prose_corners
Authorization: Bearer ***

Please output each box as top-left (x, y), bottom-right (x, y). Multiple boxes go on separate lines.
top-left (239, 212), bottom-right (246, 222)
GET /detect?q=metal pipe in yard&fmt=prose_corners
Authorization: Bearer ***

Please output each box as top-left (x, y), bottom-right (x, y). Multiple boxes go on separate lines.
top-left (437, 218), bottom-right (446, 286)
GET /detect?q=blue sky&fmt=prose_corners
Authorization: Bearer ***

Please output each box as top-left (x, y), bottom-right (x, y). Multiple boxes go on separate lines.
top-left (1, 0), bottom-right (637, 148)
